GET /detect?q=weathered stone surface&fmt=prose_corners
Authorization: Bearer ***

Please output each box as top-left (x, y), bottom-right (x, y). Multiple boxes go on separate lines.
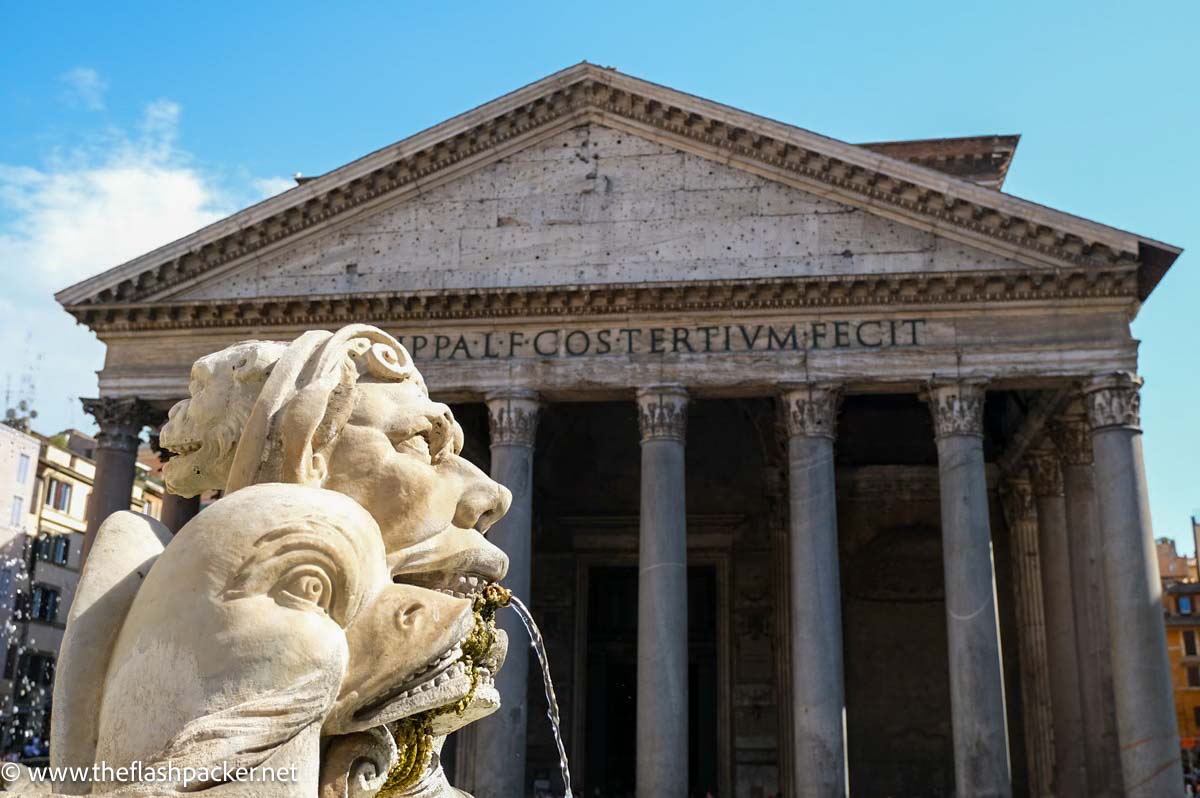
top-left (1027, 445), bottom-right (1087, 796)
top-left (781, 386), bottom-right (846, 797)
top-left (79, 398), bottom-right (155, 554)
top-left (157, 339), bottom-right (287, 497)
top-left (1085, 374), bottom-right (1184, 797)
top-left (926, 381), bottom-right (1012, 798)
top-left (96, 304), bottom-right (1140, 403)
top-left (175, 125), bottom-right (1030, 303)
top-left (460, 390), bottom-right (541, 798)
top-left (998, 474), bottom-right (1054, 798)
top-left (53, 326), bottom-right (519, 797)
top-left (637, 385), bottom-right (690, 798)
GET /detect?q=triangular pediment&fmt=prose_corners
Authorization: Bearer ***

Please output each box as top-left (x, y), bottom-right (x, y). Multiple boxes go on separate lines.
top-left (57, 62), bottom-right (1179, 326)
top-left (168, 123), bottom-right (1034, 303)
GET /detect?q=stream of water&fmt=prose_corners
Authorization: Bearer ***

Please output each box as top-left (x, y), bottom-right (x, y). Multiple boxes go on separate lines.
top-left (508, 595), bottom-right (573, 798)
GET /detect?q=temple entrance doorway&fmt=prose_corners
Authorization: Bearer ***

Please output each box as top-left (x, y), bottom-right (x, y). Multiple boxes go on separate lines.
top-left (582, 563), bottom-right (719, 797)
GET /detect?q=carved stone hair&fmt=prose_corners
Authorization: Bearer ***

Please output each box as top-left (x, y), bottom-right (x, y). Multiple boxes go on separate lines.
top-left (226, 324), bottom-right (421, 493)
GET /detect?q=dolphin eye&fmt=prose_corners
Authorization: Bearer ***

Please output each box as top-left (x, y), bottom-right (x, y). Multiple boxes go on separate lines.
top-left (272, 566), bottom-right (335, 616)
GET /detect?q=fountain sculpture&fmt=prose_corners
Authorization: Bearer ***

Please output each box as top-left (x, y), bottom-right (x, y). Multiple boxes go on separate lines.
top-left (14, 325), bottom-right (530, 796)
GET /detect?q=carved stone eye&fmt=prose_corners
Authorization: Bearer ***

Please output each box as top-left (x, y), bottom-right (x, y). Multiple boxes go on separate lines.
top-left (272, 566), bottom-right (334, 615)
top-left (396, 602), bottom-right (425, 631)
top-left (392, 428), bottom-right (433, 460)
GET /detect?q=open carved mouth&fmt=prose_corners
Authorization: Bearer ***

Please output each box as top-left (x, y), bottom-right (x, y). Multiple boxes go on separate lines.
top-left (349, 585), bottom-right (509, 732)
top-left (397, 570), bottom-right (487, 600)
top-left (160, 439), bottom-right (202, 460)
top-left (353, 644), bottom-right (469, 723)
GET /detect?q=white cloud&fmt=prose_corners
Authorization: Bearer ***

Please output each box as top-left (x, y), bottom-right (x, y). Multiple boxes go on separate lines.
top-left (0, 101), bottom-right (289, 435)
top-left (0, 103), bottom-right (228, 288)
top-left (252, 176), bottom-right (296, 199)
top-left (60, 67), bottom-right (109, 112)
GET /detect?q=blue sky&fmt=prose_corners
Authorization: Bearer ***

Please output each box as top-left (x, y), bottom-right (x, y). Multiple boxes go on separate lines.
top-left (1, 1), bottom-right (1196, 547)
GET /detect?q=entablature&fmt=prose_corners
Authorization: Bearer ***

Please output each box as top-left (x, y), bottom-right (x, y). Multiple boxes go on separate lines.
top-left (70, 264), bottom-right (1138, 334)
top-left (93, 297), bottom-right (1138, 404)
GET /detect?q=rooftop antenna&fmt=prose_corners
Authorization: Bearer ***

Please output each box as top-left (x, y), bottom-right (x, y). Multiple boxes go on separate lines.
top-left (2, 332), bottom-right (44, 434)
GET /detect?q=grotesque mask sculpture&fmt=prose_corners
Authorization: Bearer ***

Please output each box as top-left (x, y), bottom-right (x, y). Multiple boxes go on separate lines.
top-left (160, 326), bottom-right (511, 589)
top-left (159, 340), bottom-right (287, 498)
top-left (46, 326), bottom-right (517, 797)
top-left (93, 485), bottom-right (473, 794)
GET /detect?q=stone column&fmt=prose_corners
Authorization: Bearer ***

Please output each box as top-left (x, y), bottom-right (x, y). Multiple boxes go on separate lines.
top-left (1084, 373), bottom-right (1183, 797)
top-left (81, 397), bottom-right (150, 561)
top-left (780, 384), bottom-right (847, 798)
top-left (999, 474), bottom-right (1054, 798)
top-left (925, 380), bottom-right (1012, 798)
top-left (1050, 406), bottom-right (1123, 796)
top-left (1027, 444), bottom-right (1087, 797)
top-left (149, 419), bottom-right (203, 534)
top-left (160, 494), bottom-right (200, 533)
top-left (469, 389), bottom-right (541, 798)
top-left (636, 385), bottom-right (689, 798)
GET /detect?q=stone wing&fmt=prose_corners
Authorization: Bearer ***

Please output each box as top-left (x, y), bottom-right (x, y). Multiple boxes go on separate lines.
top-left (49, 511), bottom-right (172, 792)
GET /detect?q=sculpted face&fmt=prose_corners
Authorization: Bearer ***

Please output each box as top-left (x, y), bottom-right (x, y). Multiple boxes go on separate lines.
top-left (163, 331), bottom-right (511, 595)
top-left (93, 485), bottom-right (474, 781)
top-left (322, 380), bottom-right (511, 583)
top-left (159, 340), bottom-right (286, 498)
top-left (149, 326), bottom-right (514, 771)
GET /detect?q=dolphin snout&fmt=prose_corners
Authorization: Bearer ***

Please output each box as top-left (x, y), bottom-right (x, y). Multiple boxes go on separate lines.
top-left (324, 585), bottom-right (474, 734)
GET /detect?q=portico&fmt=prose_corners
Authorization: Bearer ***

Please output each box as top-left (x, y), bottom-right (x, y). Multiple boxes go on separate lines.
top-left (58, 64), bottom-right (1183, 797)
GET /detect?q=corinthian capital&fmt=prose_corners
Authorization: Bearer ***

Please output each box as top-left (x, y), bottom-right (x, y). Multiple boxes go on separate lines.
top-left (923, 379), bottom-right (988, 439)
top-left (1048, 402), bottom-right (1092, 465)
top-left (1084, 373), bottom-right (1143, 432)
top-left (636, 385), bottom-right (688, 443)
top-left (81, 397), bottom-right (152, 453)
top-left (780, 384), bottom-right (842, 439)
top-left (1025, 443), bottom-right (1064, 497)
top-left (486, 389), bottom-right (541, 448)
top-left (999, 473), bottom-right (1036, 530)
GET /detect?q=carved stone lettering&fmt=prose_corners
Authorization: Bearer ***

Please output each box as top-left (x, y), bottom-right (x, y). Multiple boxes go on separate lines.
top-left (395, 318), bottom-right (929, 361)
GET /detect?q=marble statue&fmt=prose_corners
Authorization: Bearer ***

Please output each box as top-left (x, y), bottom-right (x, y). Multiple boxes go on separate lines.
top-left (33, 325), bottom-right (515, 796)
top-left (158, 339), bottom-right (288, 501)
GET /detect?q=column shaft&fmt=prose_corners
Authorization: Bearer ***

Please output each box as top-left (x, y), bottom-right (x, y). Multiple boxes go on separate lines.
top-left (927, 381), bottom-right (1012, 798)
top-left (1028, 446), bottom-right (1087, 797)
top-left (782, 386), bottom-right (846, 798)
top-left (1085, 374), bottom-right (1183, 797)
top-left (470, 390), bottom-right (540, 798)
top-left (1000, 477), bottom-right (1055, 798)
top-left (636, 386), bottom-right (689, 798)
top-left (160, 494), bottom-right (200, 533)
top-left (1052, 411), bottom-right (1123, 796)
top-left (81, 397), bottom-right (149, 562)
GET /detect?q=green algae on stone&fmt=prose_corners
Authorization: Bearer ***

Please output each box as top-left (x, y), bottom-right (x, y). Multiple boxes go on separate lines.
top-left (376, 584), bottom-right (512, 795)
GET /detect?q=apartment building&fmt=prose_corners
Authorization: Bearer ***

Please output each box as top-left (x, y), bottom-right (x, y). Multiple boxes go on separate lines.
top-left (0, 428), bottom-right (162, 756)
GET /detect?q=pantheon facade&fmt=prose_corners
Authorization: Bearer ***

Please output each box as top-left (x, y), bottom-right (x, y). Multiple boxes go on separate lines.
top-left (58, 64), bottom-right (1183, 797)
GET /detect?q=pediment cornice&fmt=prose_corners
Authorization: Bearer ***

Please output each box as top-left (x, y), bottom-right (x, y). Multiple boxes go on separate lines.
top-left (70, 265), bottom-right (1137, 334)
top-left (56, 63), bottom-right (1179, 318)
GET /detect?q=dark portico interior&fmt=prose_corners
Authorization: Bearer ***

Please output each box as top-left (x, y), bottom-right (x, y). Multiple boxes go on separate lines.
top-left (448, 391), bottom-right (1029, 798)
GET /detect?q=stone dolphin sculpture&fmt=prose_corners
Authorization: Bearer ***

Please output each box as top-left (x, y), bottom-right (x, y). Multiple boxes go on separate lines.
top-left (50, 484), bottom-right (475, 796)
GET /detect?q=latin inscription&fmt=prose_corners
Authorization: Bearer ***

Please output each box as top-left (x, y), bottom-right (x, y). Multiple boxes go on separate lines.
top-left (396, 319), bottom-right (928, 361)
